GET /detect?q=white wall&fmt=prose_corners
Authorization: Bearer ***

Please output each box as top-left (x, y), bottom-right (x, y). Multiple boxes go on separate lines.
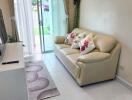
top-left (0, 0), bottom-right (12, 35)
top-left (80, 0), bottom-right (132, 84)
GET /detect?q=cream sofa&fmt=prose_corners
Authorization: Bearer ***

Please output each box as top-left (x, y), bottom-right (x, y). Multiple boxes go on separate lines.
top-left (54, 28), bottom-right (121, 86)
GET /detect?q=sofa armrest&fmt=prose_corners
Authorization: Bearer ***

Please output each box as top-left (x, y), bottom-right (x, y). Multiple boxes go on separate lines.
top-left (77, 52), bottom-right (110, 63)
top-left (54, 36), bottom-right (65, 44)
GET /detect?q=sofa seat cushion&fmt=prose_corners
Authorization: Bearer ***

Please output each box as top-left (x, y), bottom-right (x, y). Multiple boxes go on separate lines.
top-left (55, 47), bottom-right (81, 78)
top-left (67, 53), bottom-right (80, 64)
top-left (77, 52), bottom-right (110, 63)
top-left (66, 53), bottom-right (81, 78)
top-left (55, 44), bottom-right (70, 49)
top-left (60, 48), bottom-right (80, 55)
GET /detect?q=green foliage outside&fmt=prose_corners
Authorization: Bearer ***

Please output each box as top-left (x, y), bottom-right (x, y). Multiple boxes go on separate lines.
top-left (32, 0), bottom-right (50, 35)
top-left (33, 26), bottom-right (49, 35)
top-left (32, 0), bottom-right (49, 5)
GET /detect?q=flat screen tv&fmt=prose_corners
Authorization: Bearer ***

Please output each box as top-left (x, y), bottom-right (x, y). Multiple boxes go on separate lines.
top-left (0, 9), bottom-right (8, 62)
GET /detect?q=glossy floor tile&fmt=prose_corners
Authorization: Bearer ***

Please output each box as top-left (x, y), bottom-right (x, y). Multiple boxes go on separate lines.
top-left (33, 53), bottom-right (132, 100)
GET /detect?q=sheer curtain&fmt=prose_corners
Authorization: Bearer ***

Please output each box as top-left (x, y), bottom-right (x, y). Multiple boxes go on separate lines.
top-left (14, 0), bottom-right (34, 56)
top-left (51, 0), bottom-right (68, 36)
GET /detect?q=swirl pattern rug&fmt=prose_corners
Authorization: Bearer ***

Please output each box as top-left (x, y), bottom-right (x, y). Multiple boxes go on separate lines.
top-left (25, 61), bottom-right (60, 100)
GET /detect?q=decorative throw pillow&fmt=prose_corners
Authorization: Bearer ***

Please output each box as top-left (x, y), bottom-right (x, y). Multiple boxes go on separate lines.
top-left (65, 32), bottom-right (76, 45)
top-left (72, 28), bottom-right (85, 35)
top-left (65, 28), bottom-right (85, 45)
top-left (79, 33), bottom-right (95, 55)
top-left (71, 32), bottom-right (87, 49)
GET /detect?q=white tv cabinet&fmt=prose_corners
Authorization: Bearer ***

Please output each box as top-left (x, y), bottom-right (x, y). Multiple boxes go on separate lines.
top-left (0, 42), bottom-right (28, 100)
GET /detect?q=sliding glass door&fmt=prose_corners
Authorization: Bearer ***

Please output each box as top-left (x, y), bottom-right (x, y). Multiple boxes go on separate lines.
top-left (32, 0), bottom-right (67, 53)
top-left (36, 0), bottom-right (53, 53)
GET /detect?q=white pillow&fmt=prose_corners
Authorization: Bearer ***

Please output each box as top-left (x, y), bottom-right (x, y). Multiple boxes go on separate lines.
top-left (71, 32), bottom-right (86, 49)
top-left (65, 32), bottom-right (76, 45)
top-left (65, 28), bottom-right (86, 45)
top-left (79, 33), bottom-right (95, 55)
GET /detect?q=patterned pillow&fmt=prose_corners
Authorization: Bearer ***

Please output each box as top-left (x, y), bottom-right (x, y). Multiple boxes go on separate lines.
top-left (65, 32), bottom-right (77, 45)
top-left (71, 32), bottom-right (87, 49)
top-left (65, 28), bottom-right (85, 45)
top-left (72, 28), bottom-right (85, 35)
top-left (79, 33), bottom-right (95, 55)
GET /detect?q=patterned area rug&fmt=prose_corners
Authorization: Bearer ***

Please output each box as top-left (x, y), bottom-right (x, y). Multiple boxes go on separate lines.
top-left (25, 61), bottom-right (60, 100)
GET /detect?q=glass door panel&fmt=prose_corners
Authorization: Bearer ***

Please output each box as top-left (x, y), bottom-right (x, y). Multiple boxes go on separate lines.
top-left (42, 0), bottom-right (53, 52)
top-left (38, 0), bottom-right (45, 53)
top-left (32, 0), bottom-right (67, 53)
top-left (38, 0), bottom-right (53, 53)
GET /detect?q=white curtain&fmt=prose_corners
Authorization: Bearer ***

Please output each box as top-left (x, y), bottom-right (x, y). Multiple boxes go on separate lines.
top-left (51, 0), bottom-right (68, 36)
top-left (14, 0), bottom-right (34, 56)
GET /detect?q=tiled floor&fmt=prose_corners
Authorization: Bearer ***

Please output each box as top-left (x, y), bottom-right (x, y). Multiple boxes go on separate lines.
top-left (34, 35), bottom-right (54, 53)
top-left (33, 53), bottom-right (132, 100)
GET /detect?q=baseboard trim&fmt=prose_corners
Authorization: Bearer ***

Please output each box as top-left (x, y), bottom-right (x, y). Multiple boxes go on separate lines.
top-left (116, 75), bottom-right (132, 90)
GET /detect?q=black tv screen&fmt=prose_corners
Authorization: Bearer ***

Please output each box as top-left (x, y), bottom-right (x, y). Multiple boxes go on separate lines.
top-left (0, 9), bottom-right (8, 58)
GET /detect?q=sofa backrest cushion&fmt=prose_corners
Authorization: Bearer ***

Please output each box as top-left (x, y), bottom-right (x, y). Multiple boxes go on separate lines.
top-left (94, 34), bottom-right (117, 53)
top-left (72, 28), bottom-right (85, 35)
top-left (72, 28), bottom-right (97, 36)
